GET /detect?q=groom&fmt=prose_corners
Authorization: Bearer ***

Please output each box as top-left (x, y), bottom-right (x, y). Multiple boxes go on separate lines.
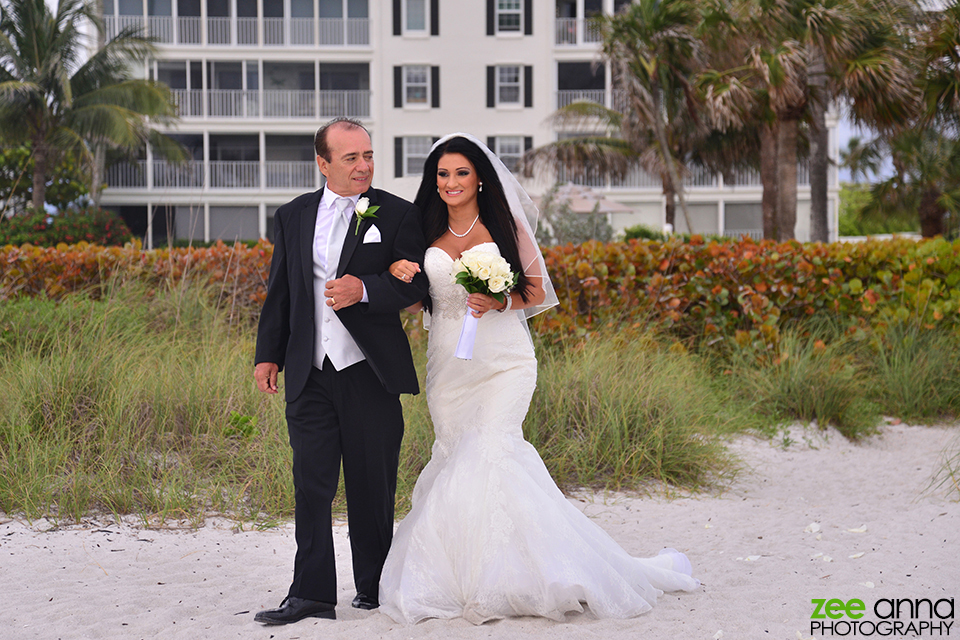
top-left (253, 118), bottom-right (428, 624)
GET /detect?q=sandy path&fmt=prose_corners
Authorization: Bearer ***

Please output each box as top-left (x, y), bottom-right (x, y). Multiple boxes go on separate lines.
top-left (3, 422), bottom-right (958, 639)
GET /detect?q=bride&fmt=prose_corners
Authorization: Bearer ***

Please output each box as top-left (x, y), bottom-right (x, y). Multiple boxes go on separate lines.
top-left (380, 134), bottom-right (698, 624)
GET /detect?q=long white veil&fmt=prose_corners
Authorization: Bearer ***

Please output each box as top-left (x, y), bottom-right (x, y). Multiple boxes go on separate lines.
top-left (429, 133), bottom-right (559, 320)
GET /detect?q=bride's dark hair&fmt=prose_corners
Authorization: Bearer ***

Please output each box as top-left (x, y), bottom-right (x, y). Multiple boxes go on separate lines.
top-left (414, 137), bottom-right (533, 313)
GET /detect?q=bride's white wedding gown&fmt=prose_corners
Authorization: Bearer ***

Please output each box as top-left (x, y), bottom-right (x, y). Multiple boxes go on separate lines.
top-left (379, 243), bottom-right (699, 624)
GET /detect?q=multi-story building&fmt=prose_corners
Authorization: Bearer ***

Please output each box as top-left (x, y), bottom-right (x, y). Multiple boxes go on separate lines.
top-left (101, 0), bottom-right (839, 248)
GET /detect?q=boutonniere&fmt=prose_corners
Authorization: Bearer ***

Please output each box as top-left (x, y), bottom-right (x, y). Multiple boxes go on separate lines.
top-left (353, 197), bottom-right (380, 235)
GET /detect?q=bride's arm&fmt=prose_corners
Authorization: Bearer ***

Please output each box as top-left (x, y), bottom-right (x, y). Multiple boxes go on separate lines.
top-left (389, 259), bottom-right (424, 313)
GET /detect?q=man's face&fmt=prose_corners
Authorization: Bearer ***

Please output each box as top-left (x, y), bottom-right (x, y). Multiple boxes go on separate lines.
top-left (317, 126), bottom-right (374, 197)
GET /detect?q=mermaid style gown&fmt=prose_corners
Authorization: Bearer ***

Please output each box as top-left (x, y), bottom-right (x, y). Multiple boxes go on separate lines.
top-left (378, 243), bottom-right (699, 624)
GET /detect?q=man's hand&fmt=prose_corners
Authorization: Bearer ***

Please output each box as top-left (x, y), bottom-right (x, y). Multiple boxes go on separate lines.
top-left (255, 362), bottom-right (280, 394)
top-left (325, 274), bottom-right (364, 311)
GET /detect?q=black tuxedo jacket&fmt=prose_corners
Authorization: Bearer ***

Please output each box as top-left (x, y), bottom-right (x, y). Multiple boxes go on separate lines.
top-left (255, 187), bottom-right (428, 402)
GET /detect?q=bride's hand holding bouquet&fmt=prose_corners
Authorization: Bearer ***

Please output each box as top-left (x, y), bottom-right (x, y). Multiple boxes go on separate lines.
top-left (451, 248), bottom-right (518, 360)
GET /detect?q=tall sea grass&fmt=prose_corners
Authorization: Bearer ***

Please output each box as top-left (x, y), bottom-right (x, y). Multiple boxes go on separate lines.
top-left (527, 334), bottom-right (738, 491)
top-left (726, 326), bottom-right (882, 440)
top-left (0, 282), bottom-right (292, 525)
top-left (869, 322), bottom-right (960, 422)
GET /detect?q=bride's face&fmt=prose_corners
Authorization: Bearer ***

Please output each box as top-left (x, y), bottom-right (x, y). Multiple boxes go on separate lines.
top-left (436, 153), bottom-right (480, 209)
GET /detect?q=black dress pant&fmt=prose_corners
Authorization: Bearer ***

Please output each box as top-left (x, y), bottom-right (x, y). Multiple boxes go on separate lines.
top-left (284, 358), bottom-right (404, 604)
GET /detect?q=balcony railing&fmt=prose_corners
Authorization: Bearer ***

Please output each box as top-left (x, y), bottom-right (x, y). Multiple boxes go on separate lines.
top-left (319, 90), bottom-right (370, 117)
top-left (167, 89), bottom-right (369, 119)
top-left (106, 160), bottom-right (319, 190)
top-left (106, 161), bottom-right (147, 188)
top-left (103, 15), bottom-right (367, 46)
top-left (237, 18), bottom-right (258, 44)
top-left (154, 161), bottom-right (203, 189)
top-left (178, 16), bottom-right (202, 44)
top-left (172, 89), bottom-right (203, 117)
top-left (263, 90), bottom-right (315, 118)
top-left (147, 15), bottom-right (174, 42)
top-left (208, 89), bottom-right (260, 117)
top-left (555, 18), bottom-right (603, 46)
top-left (556, 89), bottom-right (607, 109)
top-left (266, 161), bottom-right (317, 189)
top-left (210, 161), bottom-right (260, 188)
top-left (207, 17), bottom-right (232, 44)
top-left (264, 17), bottom-right (284, 45)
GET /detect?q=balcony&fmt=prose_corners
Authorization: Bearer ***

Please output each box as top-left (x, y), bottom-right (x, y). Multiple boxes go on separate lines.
top-left (266, 161), bottom-right (317, 189)
top-left (169, 89), bottom-right (370, 119)
top-left (104, 15), bottom-right (369, 47)
top-left (555, 18), bottom-right (602, 46)
top-left (556, 89), bottom-right (607, 109)
top-left (105, 160), bottom-right (320, 191)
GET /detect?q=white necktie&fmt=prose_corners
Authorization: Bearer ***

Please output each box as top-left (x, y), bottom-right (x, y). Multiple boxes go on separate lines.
top-left (326, 197), bottom-right (352, 279)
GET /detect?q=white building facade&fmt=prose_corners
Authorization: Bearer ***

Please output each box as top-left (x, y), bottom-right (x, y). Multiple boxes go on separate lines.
top-left (100, 0), bottom-right (839, 247)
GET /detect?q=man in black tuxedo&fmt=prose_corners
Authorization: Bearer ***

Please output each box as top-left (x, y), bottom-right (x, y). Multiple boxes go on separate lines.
top-left (253, 118), bottom-right (427, 625)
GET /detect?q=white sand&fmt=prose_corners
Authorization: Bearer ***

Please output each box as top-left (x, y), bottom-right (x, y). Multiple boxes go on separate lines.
top-left (3, 422), bottom-right (958, 640)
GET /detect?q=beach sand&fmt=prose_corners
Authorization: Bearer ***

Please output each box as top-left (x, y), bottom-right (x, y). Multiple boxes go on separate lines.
top-left (3, 422), bottom-right (958, 639)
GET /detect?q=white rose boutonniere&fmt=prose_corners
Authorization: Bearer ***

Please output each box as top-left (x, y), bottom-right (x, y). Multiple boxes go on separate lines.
top-left (353, 197), bottom-right (380, 235)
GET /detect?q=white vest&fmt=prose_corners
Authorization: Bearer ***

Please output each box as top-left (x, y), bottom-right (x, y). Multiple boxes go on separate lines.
top-left (313, 192), bottom-right (365, 371)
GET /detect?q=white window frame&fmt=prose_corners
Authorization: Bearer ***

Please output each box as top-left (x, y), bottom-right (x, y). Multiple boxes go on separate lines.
top-left (403, 65), bottom-right (430, 107)
top-left (495, 136), bottom-right (523, 173)
top-left (403, 136), bottom-right (432, 176)
top-left (496, 0), bottom-right (522, 33)
top-left (403, 0), bottom-right (428, 34)
top-left (496, 65), bottom-right (522, 105)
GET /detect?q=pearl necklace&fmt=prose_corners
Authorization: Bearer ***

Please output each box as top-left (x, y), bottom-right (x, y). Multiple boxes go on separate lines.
top-left (448, 214), bottom-right (480, 238)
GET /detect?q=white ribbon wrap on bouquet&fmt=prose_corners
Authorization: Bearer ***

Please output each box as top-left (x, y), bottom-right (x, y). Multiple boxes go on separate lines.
top-left (454, 312), bottom-right (479, 360)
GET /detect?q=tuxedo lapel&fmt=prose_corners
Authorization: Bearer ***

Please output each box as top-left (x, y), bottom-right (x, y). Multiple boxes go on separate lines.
top-left (336, 188), bottom-right (377, 277)
top-left (300, 188), bottom-right (323, 302)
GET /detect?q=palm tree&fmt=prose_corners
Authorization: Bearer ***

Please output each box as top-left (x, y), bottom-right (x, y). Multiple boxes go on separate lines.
top-left (524, 0), bottom-right (705, 233)
top-left (862, 127), bottom-right (960, 238)
top-left (700, 0), bottom-right (919, 241)
top-left (0, 0), bottom-right (181, 211)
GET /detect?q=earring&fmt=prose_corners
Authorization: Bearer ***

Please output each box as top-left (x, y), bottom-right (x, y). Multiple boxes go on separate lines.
top-left (479, 182), bottom-right (483, 192)
top-left (437, 187), bottom-right (440, 194)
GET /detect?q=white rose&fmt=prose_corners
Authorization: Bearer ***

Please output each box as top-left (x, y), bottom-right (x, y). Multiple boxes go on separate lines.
top-left (461, 254), bottom-right (480, 274)
top-left (450, 258), bottom-right (465, 282)
top-left (476, 265), bottom-right (492, 280)
top-left (355, 197), bottom-right (370, 214)
top-left (488, 275), bottom-right (507, 293)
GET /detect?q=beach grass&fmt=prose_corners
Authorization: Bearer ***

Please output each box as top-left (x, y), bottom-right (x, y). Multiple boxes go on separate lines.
top-left (2, 284), bottom-right (958, 524)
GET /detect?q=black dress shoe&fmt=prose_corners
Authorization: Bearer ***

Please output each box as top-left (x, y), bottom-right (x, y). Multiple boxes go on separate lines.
top-left (351, 593), bottom-right (379, 610)
top-left (254, 596), bottom-right (336, 625)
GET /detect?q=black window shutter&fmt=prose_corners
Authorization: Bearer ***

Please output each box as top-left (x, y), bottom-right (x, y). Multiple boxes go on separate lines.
top-left (487, 136), bottom-right (496, 151)
top-left (524, 136), bottom-right (533, 151)
top-left (486, 0), bottom-right (494, 35)
top-left (395, 137), bottom-right (404, 178)
top-left (430, 0), bottom-right (439, 35)
top-left (486, 66), bottom-right (495, 108)
top-left (524, 0), bottom-right (533, 35)
top-left (524, 66), bottom-right (533, 107)
top-left (431, 66), bottom-right (440, 108)
top-left (393, 0), bottom-right (401, 36)
top-left (394, 66), bottom-right (403, 108)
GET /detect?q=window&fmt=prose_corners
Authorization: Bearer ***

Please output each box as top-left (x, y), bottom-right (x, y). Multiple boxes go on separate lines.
top-left (497, 0), bottom-right (521, 32)
top-left (495, 137), bottom-right (523, 173)
top-left (406, 0), bottom-right (426, 32)
top-left (487, 65), bottom-right (532, 108)
top-left (402, 136), bottom-right (432, 176)
top-left (404, 66), bottom-right (429, 105)
top-left (497, 66), bottom-right (521, 104)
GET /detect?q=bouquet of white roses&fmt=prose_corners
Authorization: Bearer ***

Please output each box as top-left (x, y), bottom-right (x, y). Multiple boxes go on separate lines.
top-left (450, 248), bottom-right (519, 360)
